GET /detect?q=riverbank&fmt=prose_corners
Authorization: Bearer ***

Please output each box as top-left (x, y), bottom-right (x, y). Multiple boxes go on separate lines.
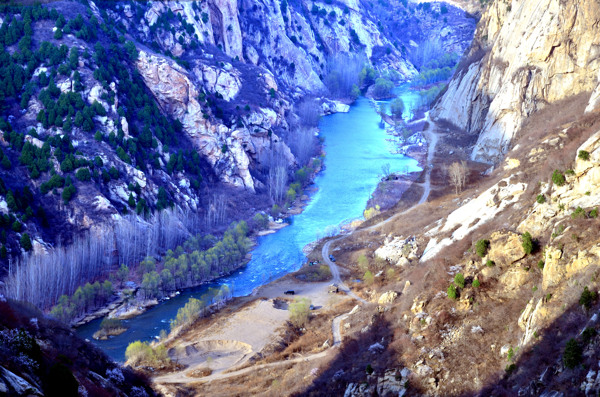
top-left (76, 95), bottom-right (421, 361)
top-left (70, 111), bottom-right (327, 332)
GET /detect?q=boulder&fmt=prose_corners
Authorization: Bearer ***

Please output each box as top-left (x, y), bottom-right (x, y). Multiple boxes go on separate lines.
top-left (378, 291), bottom-right (398, 305)
top-left (487, 231), bottom-right (526, 266)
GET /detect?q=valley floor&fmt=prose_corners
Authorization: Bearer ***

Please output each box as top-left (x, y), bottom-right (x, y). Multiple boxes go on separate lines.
top-left (150, 113), bottom-right (477, 396)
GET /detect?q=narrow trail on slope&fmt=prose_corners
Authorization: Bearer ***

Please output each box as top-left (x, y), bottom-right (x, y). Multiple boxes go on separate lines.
top-left (153, 114), bottom-right (441, 387)
top-left (321, 112), bottom-right (439, 271)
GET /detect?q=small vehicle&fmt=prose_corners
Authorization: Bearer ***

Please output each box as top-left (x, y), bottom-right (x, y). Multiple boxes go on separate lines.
top-left (284, 290), bottom-right (295, 295)
top-left (328, 284), bottom-right (339, 293)
top-left (329, 255), bottom-right (336, 262)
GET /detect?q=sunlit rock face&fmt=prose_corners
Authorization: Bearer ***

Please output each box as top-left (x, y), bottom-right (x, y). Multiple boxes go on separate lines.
top-left (433, 0), bottom-right (600, 164)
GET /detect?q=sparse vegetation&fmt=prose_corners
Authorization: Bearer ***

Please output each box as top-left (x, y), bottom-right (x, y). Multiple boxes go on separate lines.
top-left (475, 239), bottom-right (490, 257)
top-left (521, 232), bottom-right (533, 255)
top-left (447, 284), bottom-right (457, 300)
top-left (579, 286), bottom-right (598, 310)
top-left (552, 170), bottom-right (566, 186)
top-left (563, 338), bottom-right (582, 369)
top-left (454, 273), bottom-right (465, 289)
top-left (536, 194), bottom-right (546, 204)
top-left (288, 297), bottom-right (311, 328)
top-left (578, 150), bottom-right (590, 161)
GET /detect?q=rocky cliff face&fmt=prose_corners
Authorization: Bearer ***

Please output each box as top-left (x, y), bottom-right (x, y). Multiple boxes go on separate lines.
top-left (433, 0), bottom-right (600, 164)
top-left (135, 49), bottom-right (293, 191)
top-left (123, 0), bottom-right (418, 93)
top-left (102, 0), bottom-right (475, 192)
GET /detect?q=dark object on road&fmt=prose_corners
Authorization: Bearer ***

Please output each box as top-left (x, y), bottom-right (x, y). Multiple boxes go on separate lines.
top-left (284, 290), bottom-right (295, 295)
top-left (329, 255), bottom-right (336, 262)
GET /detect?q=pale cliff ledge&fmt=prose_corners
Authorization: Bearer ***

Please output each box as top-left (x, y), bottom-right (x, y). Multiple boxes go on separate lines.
top-left (135, 49), bottom-right (297, 192)
top-left (432, 0), bottom-right (600, 164)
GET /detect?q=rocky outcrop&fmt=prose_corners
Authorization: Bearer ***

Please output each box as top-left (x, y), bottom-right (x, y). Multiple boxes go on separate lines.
top-left (344, 368), bottom-right (409, 397)
top-left (421, 177), bottom-right (527, 262)
top-left (487, 231), bottom-right (525, 266)
top-left (378, 291), bottom-right (398, 305)
top-left (519, 130), bottom-right (600, 237)
top-left (433, 0), bottom-right (600, 164)
top-left (375, 235), bottom-right (419, 266)
top-left (136, 49), bottom-right (295, 191)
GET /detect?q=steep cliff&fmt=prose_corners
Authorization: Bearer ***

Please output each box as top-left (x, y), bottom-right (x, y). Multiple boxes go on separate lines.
top-left (432, 0), bottom-right (600, 164)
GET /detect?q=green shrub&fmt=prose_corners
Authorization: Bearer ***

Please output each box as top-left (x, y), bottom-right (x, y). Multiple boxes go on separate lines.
top-left (475, 239), bottom-right (489, 257)
top-left (536, 194), bottom-right (546, 204)
top-left (366, 363), bottom-right (374, 375)
top-left (563, 338), bottom-right (582, 369)
top-left (552, 170), bottom-right (565, 186)
top-left (486, 259), bottom-right (495, 267)
top-left (507, 347), bottom-right (515, 362)
top-left (582, 327), bottom-right (597, 345)
top-left (521, 232), bottom-right (533, 255)
top-left (20, 233), bottom-right (32, 251)
top-left (591, 208), bottom-right (599, 218)
top-left (75, 167), bottom-right (91, 181)
top-left (125, 340), bottom-right (169, 367)
top-left (271, 204), bottom-right (281, 218)
top-left (454, 273), bottom-right (465, 289)
top-left (100, 317), bottom-right (123, 331)
top-left (372, 78), bottom-right (394, 98)
top-left (505, 363), bottom-right (517, 375)
top-left (289, 297), bottom-right (311, 328)
top-left (578, 150), bottom-right (590, 161)
top-left (571, 207), bottom-right (586, 219)
top-left (537, 260), bottom-right (545, 270)
top-left (579, 286), bottom-right (598, 310)
top-left (447, 284), bottom-right (457, 300)
top-left (472, 278), bottom-right (480, 288)
top-left (170, 297), bottom-right (204, 331)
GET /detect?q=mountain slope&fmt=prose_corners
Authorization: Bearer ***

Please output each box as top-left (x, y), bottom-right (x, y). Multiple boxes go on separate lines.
top-left (432, 0), bottom-right (600, 164)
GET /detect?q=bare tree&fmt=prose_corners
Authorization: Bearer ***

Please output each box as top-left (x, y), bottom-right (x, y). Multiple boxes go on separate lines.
top-left (381, 163), bottom-right (392, 180)
top-left (295, 98), bottom-right (322, 128)
top-left (323, 53), bottom-right (365, 98)
top-left (289, 127), bottom-right (316, 166)
top-left (268, 165), bottom-right (288, 203)
top-left (206, 194), bottom-right (227, 227)
top-left (409, 38), bottom-right (444, 70)
top-left (448, 161), bottom-right (469, 194)
top-left (2, 208), bottom-right (199, 309)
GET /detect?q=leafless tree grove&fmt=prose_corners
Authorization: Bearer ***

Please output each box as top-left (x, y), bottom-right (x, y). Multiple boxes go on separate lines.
top-left (289, 127), bottom-right (317, 167)
top-left (2, 208), bottom-right (199, 309)
top-left (206, 194), bottom-right (227, 227)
